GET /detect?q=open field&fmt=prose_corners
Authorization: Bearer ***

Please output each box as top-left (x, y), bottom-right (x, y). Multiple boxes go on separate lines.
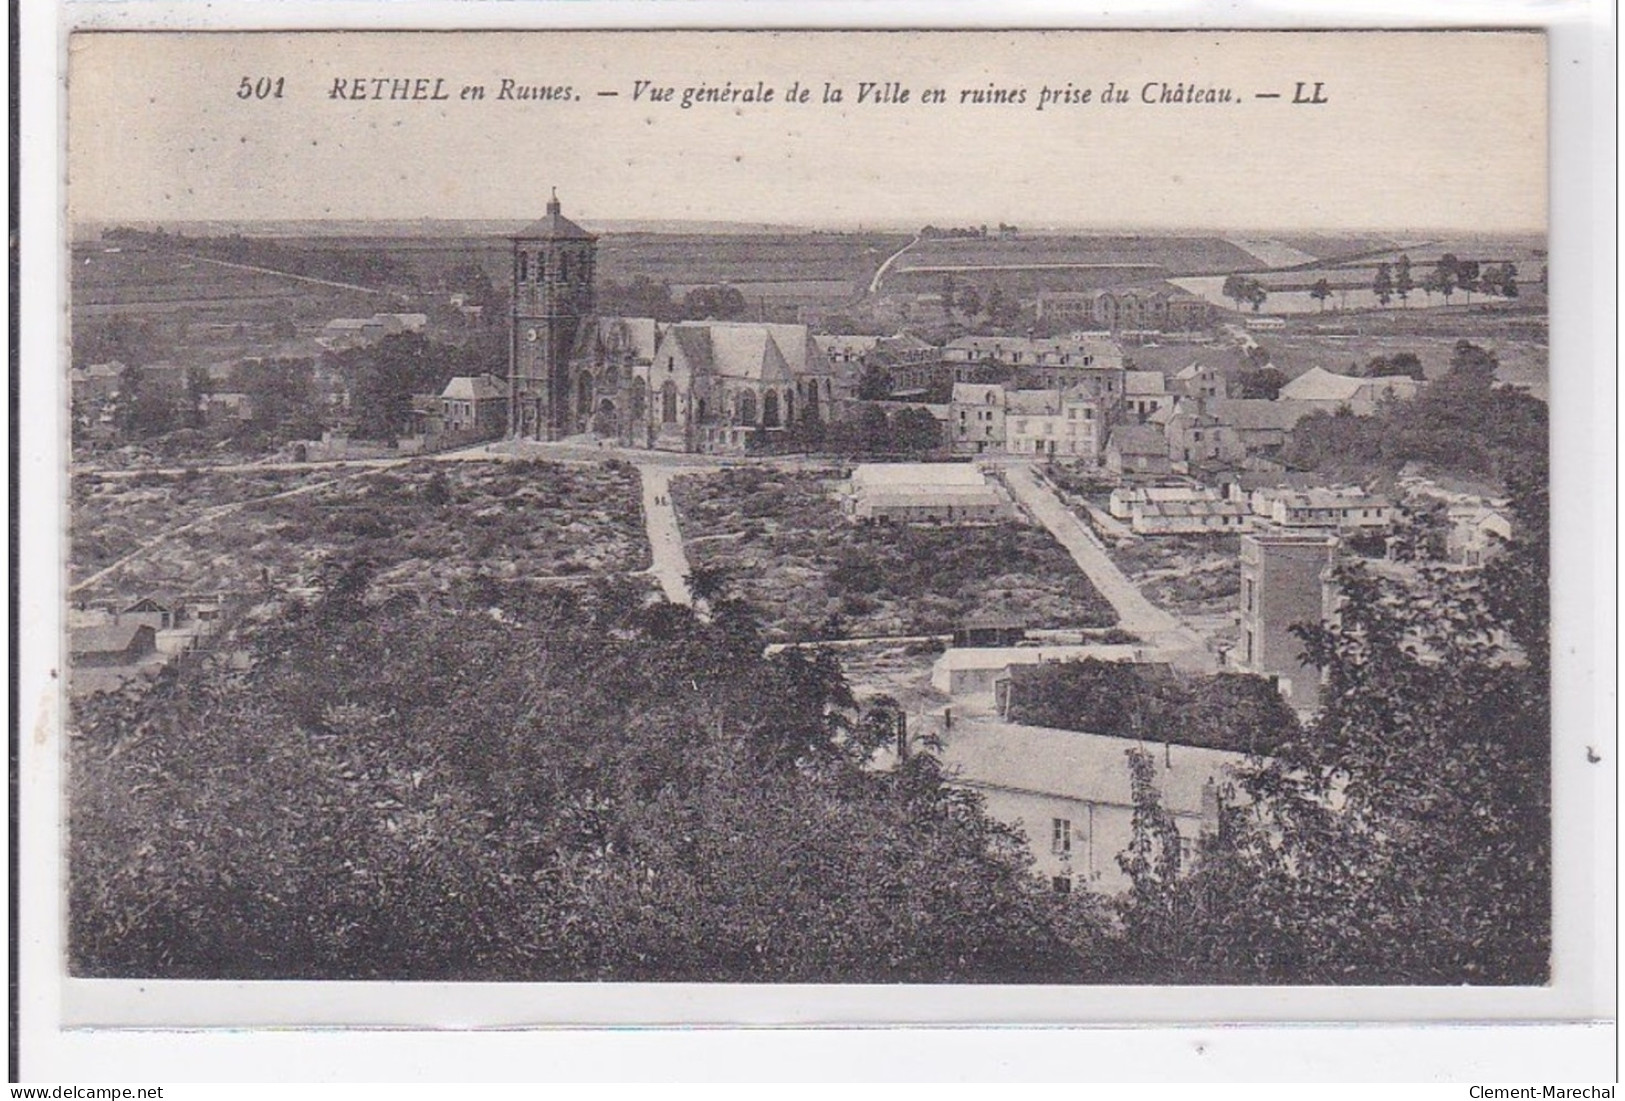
top-left (70, 468), bottom-right (339, 588)
top-left (73, 246), bottom-right (386, 325)
top-left (671, 467), bottom-right (1116, 641)
top-left (178, 231), bottom-right (911, 303)
top-left (70, 459), bottom-right (650, 604)
top-left (1106, 533), bottom-right (1242, 621)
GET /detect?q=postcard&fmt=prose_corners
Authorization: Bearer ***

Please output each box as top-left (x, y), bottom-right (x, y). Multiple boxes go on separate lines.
top-left (18, 17), bottom-right (1613, 1074)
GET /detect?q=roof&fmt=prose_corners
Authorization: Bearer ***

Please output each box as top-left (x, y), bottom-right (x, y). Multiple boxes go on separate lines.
top-left (1278, 366), bottom-right (1366, 402)
top-left (660, 321), bottom-right (817, 383)
top-left (850, 462), bottom-right (986, 490)
top-left (514, 196), bottom-right (596, 241)
top-left (1137, 500), bottom-right (1251, 519)
top-left (1281, 489), bottom-right (1392, 511)
top-left (942, 719), bottom-right (1246, 816)
top-left (1115, 485), bottom-right (1222, 505)
top-left (813, 334), bottom-right (880, 354)
top-left (1005, 389), bottom-right (1061, 416)
top-left (859, 489), bottom-right (1006, 510)
top-left (876, 332), bottom-right (935, 353)
top-left (441, 375), bottom-right (506, 402)
top-left (1206, 398), bottom-right (1313, 432)
top-left (70, 622), bottom-right (152, 655)
top-left (123, 595), bottom-right (177, 613)
top-left (951, 382), bottom-right (1005, 405)
top-left (1125, 370), bottom-right (1169, 396)
top-left (933, 644), bottom-right (1153, 674)
top-left (1109, 424), bottom-right (1168, 456)
top-left (960, 612), bottom-right (1028, 631)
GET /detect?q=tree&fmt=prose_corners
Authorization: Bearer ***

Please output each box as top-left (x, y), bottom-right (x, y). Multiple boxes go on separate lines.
top-left (890, 405), bottom-right (943, 454)
top-left (72, 578), bottom-right (1113, 983)
top-left (1394, 253), bottom-right (1414, 307)
top-left (1434, 255), bottom-right (1459, 305)
top-left (856, 361), bottom-right (893, 401)
top-left (1244, 280), bottom-right (1269, 313)
top-left (1455, 259), bottom-right (1481, 302)
top-left (957, 285), bottom-right (982, 318)
top-left (1309, 278), bottom-right (1332, 312)
top-left (234, 357), bottom-right (321, 440)
top-left (1363, 351), bottom-right (1424, 380)
top-left (1113, 479), bottom-right (1551, 983)
top-left (1236, 365), bottom-right (1286, 400)
top-left (183, 366), bottom-right (212, 430)
top-left (984, 283), bottom-right (1006, 322)
top-left (120, 384), bottom-right (178, 439)
top-left (681, 285), bottom-right (748, 321)
top-left (600, 275), bottom-right (678, 321)
top-left (1372, 263), bottom-right (1394, 307)
top-left (1222, 274), bottom-right (1250, 311)
top-left (940, 275), bottom-right (958, 316)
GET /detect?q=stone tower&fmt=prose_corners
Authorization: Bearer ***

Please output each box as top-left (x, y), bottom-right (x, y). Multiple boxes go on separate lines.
top-left (1237, 531), bottom-right (1339, 713)
top-left (508, 191), bottom-right (597, 440)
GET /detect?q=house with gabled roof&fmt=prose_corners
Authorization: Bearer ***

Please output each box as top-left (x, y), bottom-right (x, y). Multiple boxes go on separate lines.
top-left (438, 374), bottom-right (507, 434)
top-left (1105, 423), bottom-right (1172, 478)
top-left (1278, 366), bottom-right (1425, 415)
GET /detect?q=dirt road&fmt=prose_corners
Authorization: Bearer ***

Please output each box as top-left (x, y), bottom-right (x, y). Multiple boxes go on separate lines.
top-left (1001, 464), bottom-right (1212, 668)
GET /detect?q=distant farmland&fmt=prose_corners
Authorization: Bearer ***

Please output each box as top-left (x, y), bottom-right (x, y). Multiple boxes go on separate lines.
top-left (72, 245), bottom-right (391, 323)
top-left (881, 234), bottom-right (1264, 296)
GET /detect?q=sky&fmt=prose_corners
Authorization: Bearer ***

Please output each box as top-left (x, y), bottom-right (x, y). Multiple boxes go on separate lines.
top-left (67, 30), bottom-right (1548, 233)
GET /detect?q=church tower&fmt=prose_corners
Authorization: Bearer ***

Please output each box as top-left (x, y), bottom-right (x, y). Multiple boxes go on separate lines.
top-left (509, 191), bottom-right (597, 440)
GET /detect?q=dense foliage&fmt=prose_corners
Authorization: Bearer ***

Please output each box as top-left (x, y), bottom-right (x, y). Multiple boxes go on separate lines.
top-left (1282, 341), bottom-right (1546, 482)
top-left (1111, 458), bottom-right (1550, 983)
top-left (330, 331), bottom-right (505, 441)
top-left (71, 577), bottom-right (1110, 982)
top-left (672, 467), bottom-right (1116, 639)
top-left (1005, 660), bottom-right (1301, 756)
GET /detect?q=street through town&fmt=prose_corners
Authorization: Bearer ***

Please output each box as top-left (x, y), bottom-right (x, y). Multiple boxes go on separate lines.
top-left (999, 463), bottom-right (1212, 668)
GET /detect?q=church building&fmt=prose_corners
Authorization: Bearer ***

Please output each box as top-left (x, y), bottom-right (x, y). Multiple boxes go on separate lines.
top-left (507, 195), bottom-right (843, 452)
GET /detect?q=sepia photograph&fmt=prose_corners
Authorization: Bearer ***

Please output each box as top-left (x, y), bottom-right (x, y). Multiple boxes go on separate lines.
top-left (45, 23), bottom-right (1584, 1016)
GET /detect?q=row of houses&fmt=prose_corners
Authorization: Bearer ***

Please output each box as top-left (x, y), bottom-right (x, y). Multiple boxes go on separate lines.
top-left (1034, 286), bottom-right (1216, 334)
top-left (318, 312), bottom-right (429, 350)
top-left (1106, 479), bottom-right (1396, 537)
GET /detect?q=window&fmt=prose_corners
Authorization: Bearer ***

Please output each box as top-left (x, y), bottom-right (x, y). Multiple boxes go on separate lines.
top-left (1052, 875), bottom-right (1072, 895)
top-left (517, 253), bottom-right (529, 282)
top-left (1051, 818), bottom-right (1072, 855)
